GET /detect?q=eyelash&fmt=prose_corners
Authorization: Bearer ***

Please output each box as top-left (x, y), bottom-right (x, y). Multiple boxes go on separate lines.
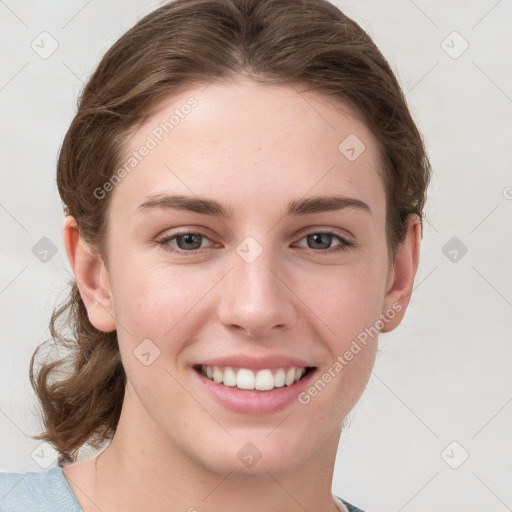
top-left (156, 229), bottom-right (354, 256)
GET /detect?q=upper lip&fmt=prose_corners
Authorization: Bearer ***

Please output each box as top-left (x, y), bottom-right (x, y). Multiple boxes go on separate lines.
top-left (195, 355), bottom-right (315, 371)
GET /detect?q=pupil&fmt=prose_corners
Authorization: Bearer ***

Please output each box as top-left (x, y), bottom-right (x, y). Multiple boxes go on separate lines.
top-left (309, 233), bottom-right (331, 249)
top-left (178, 234), bottom-right (201, 250)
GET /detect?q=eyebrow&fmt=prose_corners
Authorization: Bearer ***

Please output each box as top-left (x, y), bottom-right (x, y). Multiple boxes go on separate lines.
top-left (137, 193), bottom-right (371, 217)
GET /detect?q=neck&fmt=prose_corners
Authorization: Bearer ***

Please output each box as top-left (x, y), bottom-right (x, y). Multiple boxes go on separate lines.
top-left (88, 383), bottom-right (343, 512)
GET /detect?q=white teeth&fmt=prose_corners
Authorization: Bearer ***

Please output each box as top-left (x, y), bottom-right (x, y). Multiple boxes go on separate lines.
top-left (223, 367), bottom-right (237, 387)
top-left (255, 369), bottom-right (274, 391)
top-left (200, 365), bottom-right (309, 391)
top-left (212, 366), bottom-right (223, 383)
top-left (274, 369), bottom-right (285, 388)
top-left (285, 368), bottom-right (295, 386)
top-left (236, 368), bottom-right (255, 389)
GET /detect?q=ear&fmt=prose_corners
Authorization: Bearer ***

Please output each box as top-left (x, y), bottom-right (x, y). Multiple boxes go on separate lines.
top-left (380, 214), bottom-right (421, 333)
top-left (63, 215), bottom-right (117, 333)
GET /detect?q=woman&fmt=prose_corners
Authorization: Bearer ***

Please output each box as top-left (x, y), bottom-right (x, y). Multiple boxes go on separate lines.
top-left (0, 0), bottom-right (430, 510)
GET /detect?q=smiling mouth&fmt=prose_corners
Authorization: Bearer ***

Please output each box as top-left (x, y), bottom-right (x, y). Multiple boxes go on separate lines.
top-left (193, 364), bottom-right (315, 392)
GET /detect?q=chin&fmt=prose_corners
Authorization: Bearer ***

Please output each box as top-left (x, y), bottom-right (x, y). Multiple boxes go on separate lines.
top-left (192, 430), bottom-right (317, 478)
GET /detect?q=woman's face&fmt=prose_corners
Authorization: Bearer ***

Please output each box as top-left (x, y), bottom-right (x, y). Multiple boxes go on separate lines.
top-left (84, 78), bottom-right (411, 477)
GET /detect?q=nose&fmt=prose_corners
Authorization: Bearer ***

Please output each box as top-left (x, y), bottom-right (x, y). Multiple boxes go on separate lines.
top-left (216, 244), bottom-right (297, 339)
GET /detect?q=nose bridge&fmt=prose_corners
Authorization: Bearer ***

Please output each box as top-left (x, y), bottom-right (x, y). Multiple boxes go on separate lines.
top-left (216, 235), bottom-right (295, 337)
top-left (236, 244), bottom-right (281, 300)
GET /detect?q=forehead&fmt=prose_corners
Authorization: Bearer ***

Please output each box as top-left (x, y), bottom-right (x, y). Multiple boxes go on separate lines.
top-left (109, 79), bottom-right (385, 221)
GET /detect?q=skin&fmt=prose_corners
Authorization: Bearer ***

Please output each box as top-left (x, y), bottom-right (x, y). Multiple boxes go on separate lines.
top-left (61, 78), bottom-right (421, 512)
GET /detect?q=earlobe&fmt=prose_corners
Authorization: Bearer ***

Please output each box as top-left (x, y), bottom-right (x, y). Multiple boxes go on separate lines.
top-left (63, 215), bottom-right (117, 333)
top-left (380, 215), bottom-right (421, 333)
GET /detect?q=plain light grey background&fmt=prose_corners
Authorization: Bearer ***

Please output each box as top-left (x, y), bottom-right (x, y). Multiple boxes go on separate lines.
top-left (1, 1), bottom-right (511, 511)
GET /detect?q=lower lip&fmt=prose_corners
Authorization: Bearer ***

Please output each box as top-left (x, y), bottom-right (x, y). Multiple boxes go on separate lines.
top-left (193, 368), bottom-right (317, 415)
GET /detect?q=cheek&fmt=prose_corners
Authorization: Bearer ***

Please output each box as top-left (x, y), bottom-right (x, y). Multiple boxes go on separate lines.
top-left (305, 263), bottom-right (388, 343)
top-left (307, 281), bottom-right (379, 391)
top-left (295, 271), bottom-right (382, 420)
top-left (294, 255), bottom-right (387, 405)
top-left (109, 261), bottom-right (212, 350)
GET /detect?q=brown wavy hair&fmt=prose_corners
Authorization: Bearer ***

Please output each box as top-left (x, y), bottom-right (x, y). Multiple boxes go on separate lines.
top-left (29, 0), bottom-right (431, 465)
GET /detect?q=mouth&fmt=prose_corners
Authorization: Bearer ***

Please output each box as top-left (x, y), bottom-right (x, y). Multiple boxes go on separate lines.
top-left (193, 364), bottom-right (316, 392)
